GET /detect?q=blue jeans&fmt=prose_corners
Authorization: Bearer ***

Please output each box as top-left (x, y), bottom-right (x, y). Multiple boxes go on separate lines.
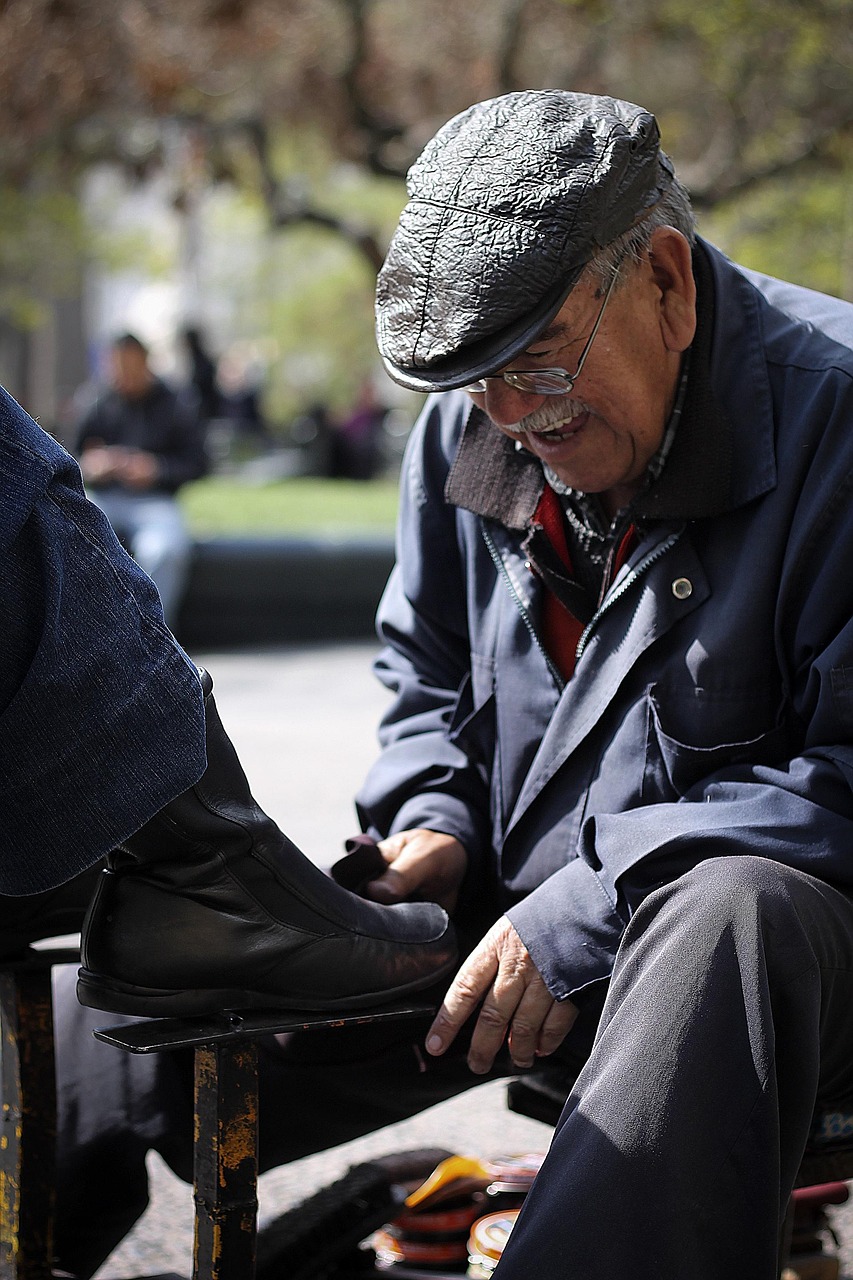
top-left (86, 488), bottom-right (193, 629)
top-left (0, 384), bottom-right (206, 892)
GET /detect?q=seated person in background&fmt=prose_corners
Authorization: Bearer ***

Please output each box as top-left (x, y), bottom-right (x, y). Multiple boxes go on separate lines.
top-left (73, 331), bottom-right (208, 628)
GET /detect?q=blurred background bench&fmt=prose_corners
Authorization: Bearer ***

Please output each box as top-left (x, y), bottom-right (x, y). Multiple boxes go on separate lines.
top-left (175, 536), bottom-right (395, 649)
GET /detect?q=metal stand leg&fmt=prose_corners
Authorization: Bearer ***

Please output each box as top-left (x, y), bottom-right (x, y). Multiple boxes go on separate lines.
top-left (192, 1042), bottom-right (259, 1280)
top-left (0, 949), bottom-right (78, 1280)
top-left (95, 999), bottom-right (436, 1280)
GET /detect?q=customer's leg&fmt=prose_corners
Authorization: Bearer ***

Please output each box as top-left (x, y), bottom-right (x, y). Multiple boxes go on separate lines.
top-left (52, 964), bottom-right (193, 1278)
top-left (125, 495), bottom-right (193, 629)
top-left (495, 857), bottom-right (853, 1280)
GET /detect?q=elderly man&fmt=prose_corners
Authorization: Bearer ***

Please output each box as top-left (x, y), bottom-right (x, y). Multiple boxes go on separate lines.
top-left (36, 90), bottom-right (853, 1279)
top-left (355, 90), bottom-right (853, 1277)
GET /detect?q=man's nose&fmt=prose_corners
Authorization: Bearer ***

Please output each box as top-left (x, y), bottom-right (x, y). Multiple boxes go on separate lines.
top-left (480, 379), bottom-right (545, 429)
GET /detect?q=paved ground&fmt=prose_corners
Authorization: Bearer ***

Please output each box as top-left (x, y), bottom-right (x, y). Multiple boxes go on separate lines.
top-left (74, 641), bottom-right (853, 1278)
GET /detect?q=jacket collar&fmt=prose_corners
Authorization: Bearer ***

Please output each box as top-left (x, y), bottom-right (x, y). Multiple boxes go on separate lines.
top-left (445, 238), bottom-right (774, 528)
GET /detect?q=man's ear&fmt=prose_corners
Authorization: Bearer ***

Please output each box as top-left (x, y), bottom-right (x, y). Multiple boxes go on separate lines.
top-left (648, 227), bottom-right (697, 353)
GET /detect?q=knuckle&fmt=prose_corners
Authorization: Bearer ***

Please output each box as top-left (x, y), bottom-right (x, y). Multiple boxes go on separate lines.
top-left (476, 1005), bottom-right (509, 1032)
top-left (453, 972), bottom-right (483, 1000)
top-left (510, 1017), bottom-right (538, 1040)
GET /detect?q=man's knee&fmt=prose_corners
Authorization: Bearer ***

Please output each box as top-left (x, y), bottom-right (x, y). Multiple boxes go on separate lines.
top-left (641, 855), bottom-right (797, 925)
top-left (624, 856), bottom-right (830, 988)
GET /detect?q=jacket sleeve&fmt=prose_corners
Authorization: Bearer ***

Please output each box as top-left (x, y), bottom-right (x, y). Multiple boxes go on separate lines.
top-left (356, 396), bottom-right (493, 868)
top-left (510, 456), bottom-right (853, 1004)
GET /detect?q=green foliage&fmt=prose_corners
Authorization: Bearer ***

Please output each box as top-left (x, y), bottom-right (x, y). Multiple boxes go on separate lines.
top-left (201, 130), bottom-right (409, 423)
top-left (704, 165), bottom-right (853, 299)
top-left (0, 185), bottom-right (85, 327)
top-left (179, 475), bottom-right (400, 536)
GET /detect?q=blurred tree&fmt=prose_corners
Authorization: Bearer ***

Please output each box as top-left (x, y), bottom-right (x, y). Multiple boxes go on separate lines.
top-left (0, 0), bottom-right (850, 258)
top-left (0, 0), bottom-right (850, 404)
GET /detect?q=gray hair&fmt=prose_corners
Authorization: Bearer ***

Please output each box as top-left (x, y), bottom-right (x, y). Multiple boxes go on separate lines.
top-left (587, 174), bottom-right (696, 292)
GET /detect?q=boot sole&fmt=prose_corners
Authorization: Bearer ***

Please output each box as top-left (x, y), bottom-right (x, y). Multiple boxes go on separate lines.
top-left (75, 958), bottom-right (457, 1019)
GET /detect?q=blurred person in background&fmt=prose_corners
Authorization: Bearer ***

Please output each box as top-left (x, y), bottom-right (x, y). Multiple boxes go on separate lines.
top-left (217, 342), bottom-right (272, 446)
top-left (330, 377), bottom-right (387, 479)
top-left (180, 323), bottom-right (223, 428)
top-left (72, 331), bottom-right (208, 629)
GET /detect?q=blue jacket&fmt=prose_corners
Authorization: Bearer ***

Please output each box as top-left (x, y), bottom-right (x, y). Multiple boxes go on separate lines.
top-left (356, 239), bottom-right (853, 1003)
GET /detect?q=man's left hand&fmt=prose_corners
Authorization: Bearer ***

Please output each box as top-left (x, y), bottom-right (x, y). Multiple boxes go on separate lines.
top-left (425, 916), bottom-right (578, 1074)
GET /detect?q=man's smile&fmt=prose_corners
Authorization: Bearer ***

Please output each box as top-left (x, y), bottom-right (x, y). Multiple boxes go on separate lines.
top-left (515, 398), bottom-right (593, 446)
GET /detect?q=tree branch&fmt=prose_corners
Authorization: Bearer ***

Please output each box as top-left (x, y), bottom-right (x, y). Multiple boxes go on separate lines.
top-left (238, 116), bottom-right (386, 273)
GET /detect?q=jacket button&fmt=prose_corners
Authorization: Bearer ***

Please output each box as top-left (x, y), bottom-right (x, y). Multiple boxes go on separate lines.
top-left (672, 577), bottom-right (693, 599)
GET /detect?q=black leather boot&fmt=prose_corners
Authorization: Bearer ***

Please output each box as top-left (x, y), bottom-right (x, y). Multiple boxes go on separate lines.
top-left (76, 670), bottom-right (457, 1017)
top-left (0, 863), bottom-right (103, 961)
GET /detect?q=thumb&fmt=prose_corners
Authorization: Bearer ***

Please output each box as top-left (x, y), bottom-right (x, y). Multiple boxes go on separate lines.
top-left (364, 837), bottom-right (417, 902)
top-left (363, 865), bottom-right (411, 904)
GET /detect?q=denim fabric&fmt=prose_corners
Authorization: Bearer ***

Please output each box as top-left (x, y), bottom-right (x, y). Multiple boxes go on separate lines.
top-left (86, 488), bottom-right (193, 628)
top-left (0, 385), bottom-right (207, 893)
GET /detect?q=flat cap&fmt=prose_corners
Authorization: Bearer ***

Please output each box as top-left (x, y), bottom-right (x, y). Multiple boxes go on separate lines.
top-left (376, 90), bottom-right (674, 392)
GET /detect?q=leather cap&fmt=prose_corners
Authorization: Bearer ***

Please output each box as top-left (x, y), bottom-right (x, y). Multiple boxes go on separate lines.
top-left (376, 91), bottom-right (675, 392)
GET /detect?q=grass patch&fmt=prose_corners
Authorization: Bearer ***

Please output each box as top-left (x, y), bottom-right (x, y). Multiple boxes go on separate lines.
top-left (179, 475), bottom-right (400, 537)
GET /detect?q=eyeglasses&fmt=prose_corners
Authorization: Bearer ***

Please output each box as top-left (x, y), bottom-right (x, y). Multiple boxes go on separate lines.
top-left (464, 268), bottom-right (620, 397)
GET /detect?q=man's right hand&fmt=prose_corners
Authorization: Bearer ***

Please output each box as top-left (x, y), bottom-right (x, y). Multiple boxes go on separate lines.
top-left (363, 828), bottom-right (467, 913)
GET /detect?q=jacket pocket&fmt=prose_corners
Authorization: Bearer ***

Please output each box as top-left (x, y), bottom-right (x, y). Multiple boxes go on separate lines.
top-left (447, 654), bottom-right (496, 768)
top-left (643, 685), bottom-right (790, 802)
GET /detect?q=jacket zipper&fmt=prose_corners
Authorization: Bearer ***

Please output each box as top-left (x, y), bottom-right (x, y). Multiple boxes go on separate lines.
top-left (576, 528), bottom-right (685, 660)
top-left (481, 523), bottom-right (566, 691)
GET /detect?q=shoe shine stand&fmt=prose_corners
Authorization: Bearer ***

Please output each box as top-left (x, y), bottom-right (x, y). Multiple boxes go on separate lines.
top-left (4, 948), bottom-right (853, 1280)
top-left (95, 1002), bottom-right (435, 1280)
top-left (0, 948), bottom-right (434, 1280)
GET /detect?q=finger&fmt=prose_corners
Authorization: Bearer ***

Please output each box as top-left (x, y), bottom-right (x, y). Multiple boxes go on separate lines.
top-left (375, 834), bottom-right (406, 864)
top-left (466, 992), bottom-right (515, 1074)
top-left (504, 981), bottom-right (558, 1070)
top-left (426, 944), bottom-right (499, 1057)
top-left (464, 954), bottom-right (544, 1074)
top-left (535, 998), bottom-right (579, 1058)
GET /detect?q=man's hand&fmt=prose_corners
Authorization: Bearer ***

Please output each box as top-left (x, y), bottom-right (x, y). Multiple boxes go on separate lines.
top-left (80, 445), bottom-right (159, 490)
top-left (113, 448), bottom-right (160, 490)
top-left (362, 828), bottom-right (467, 913)
top-left (425, 916), bottom-right (578, 1074)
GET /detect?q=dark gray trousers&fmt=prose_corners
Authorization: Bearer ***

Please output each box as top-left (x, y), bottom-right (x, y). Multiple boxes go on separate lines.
top-left (52, 856), bottom-right (853, 1279)
top-left (495, 856), bottom-right (853, 1280)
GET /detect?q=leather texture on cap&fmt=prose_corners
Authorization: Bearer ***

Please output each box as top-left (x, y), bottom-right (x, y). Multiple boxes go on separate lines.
top-left (376, 90), bottom-right (674, 392)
